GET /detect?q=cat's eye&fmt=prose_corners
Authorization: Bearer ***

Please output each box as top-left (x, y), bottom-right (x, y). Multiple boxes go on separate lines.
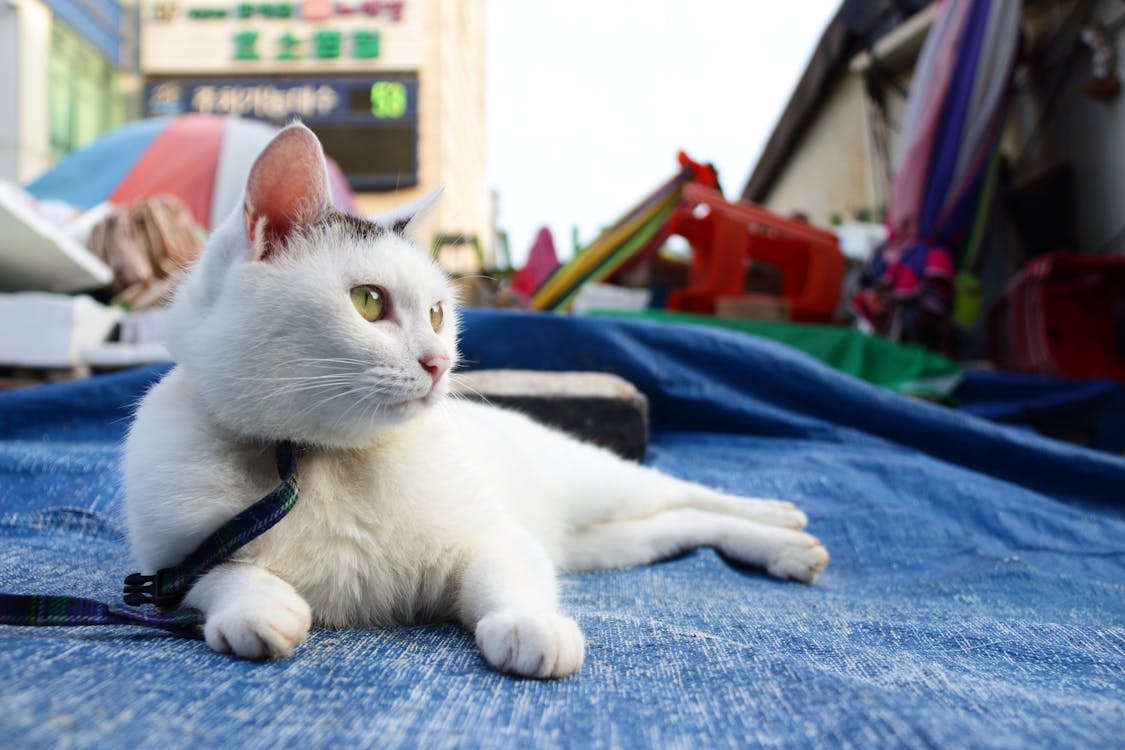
top-left (350, 285), bottom-right (386, 322)
top-left (430, 303), bottom-right (444, 332)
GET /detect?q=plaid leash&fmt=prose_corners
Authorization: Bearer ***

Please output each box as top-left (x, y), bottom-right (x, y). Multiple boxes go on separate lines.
top-left (0, 442), bottom-right (302, 636)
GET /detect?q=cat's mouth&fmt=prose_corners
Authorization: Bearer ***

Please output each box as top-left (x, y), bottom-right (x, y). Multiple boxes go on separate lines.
top-left (419, 383), bottom-right (446, 406)
top-left (390, 382), bottom-right (445, 411)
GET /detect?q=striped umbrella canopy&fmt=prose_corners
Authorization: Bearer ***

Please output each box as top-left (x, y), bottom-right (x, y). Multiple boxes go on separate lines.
top-left (853, 0), bottom-right (1022, 348)
top-left (25, 114), bottom-right (357, 230)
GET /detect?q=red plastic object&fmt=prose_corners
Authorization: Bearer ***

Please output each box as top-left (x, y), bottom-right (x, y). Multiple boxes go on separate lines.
top-left (989, 252), bottom-right (1125, 381)
top-left (666, 184), bottom-right (846, 323)
top-left (510, 227), bottom-right (560, 300)
top-left (676, 151), bottom-right (720, 189)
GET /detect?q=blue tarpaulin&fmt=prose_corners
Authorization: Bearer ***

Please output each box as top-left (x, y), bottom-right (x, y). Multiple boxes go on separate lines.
top-left (2, 311), bottom-right (1122, 748)
top-left (955, 369), bottom-right (1125, 454)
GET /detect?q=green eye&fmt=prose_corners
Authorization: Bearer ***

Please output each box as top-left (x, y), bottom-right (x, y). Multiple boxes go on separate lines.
top-left (430, 303), bottom-right (444, 332)
top-left (350, 285), bottom-right (385, 322)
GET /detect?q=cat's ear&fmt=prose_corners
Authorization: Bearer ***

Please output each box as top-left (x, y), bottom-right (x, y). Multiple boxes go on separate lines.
top-left (368, 186), bottom-right (443, 236)
top-left (244, 123), bottom-right (332, 261)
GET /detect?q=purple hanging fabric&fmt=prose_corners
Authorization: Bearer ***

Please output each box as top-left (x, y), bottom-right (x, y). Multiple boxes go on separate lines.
top-left (853, 0), bottom-right (1022, 350)
top-left (888, 0), bottom-right (975, 244)
top-left (919, 0), bottom-right (992, 241)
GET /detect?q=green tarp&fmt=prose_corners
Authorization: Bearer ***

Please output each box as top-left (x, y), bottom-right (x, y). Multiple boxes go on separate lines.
top-left (589, 310), bottom-right (962, 398)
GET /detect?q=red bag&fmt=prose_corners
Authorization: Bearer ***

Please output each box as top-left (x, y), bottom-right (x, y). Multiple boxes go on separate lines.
top-left (989, 252), bottom-right (1125, 381)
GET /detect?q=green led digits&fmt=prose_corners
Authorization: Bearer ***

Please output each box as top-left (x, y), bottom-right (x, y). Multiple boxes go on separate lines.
top-left (369, 81), bottom-right (407, 119)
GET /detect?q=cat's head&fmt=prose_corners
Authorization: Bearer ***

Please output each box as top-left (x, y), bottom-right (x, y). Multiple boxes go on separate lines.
top-left (165, 123), bottom-right (458, 448)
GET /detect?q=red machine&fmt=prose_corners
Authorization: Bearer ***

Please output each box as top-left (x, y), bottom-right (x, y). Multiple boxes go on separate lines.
top-left (666, 184), bottom-right (846, 323)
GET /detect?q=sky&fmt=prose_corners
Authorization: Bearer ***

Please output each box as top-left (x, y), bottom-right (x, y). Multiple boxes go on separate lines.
top-left (485, 0), bottom-right (841, 266)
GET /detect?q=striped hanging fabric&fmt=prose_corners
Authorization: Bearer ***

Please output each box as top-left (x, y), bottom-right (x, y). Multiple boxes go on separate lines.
top-left (853, 0), bottom-right (1022, 350)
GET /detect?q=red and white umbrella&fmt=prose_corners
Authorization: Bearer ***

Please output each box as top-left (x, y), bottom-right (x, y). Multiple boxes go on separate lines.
top-left (26, 114), bottom-right (357, 229)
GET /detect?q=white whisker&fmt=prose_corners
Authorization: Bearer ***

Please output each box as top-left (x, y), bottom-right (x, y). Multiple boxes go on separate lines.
top-left (448, 374), bottom-right (492, 407)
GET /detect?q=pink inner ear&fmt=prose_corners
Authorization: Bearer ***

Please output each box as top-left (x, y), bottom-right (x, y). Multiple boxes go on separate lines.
top-left (245, 126), bottom-right (331, 257)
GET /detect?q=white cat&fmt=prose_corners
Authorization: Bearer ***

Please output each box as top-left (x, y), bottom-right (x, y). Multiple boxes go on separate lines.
top-left (123, 124), bottom-right (828, 679)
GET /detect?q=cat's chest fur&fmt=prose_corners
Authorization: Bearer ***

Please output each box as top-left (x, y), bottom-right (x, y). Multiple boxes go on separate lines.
top-left (238, 419), bottom-right (493, 628)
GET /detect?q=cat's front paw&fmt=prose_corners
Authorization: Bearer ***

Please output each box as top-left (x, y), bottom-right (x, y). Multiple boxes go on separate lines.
top-left (475, 610), bottom-right (585, 679)
top-left (202, 576), bottom-right (312, 659)
top-left (767, 533), bottom-right (830, 583)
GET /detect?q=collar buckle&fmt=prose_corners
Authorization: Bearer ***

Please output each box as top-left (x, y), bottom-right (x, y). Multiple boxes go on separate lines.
top-left (122, 570), bottom-right (180, 609)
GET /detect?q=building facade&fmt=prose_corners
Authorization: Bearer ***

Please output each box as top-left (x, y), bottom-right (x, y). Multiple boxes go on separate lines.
top-left (742, 0), bottom-right (1124, 257)
top-left (0, 0), bottom-right (129, 183)
top-left (139, 0), bottom-right (492, 270)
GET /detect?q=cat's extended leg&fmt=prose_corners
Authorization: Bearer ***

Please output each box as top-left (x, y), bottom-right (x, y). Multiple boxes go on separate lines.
top-left (456, 528), bottom-right (585, 679)
top-left (184, 562), bottom-right (312, 659)
top-left (656, 484), bottom-right (809, 530)
top-left (580, 470), bottom-right (809, 530)
top-left (542, 437), bottom-right (808, 531)
top-left (561, 509), bottom-right (829, 582)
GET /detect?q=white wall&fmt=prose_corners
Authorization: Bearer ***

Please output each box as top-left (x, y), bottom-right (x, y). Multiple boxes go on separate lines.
top-left (759, 72), bottom-right (876, 228)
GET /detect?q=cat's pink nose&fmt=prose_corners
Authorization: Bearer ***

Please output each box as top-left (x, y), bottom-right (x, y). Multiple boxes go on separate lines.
top-left (419, 353), bottom-right (450, 384)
